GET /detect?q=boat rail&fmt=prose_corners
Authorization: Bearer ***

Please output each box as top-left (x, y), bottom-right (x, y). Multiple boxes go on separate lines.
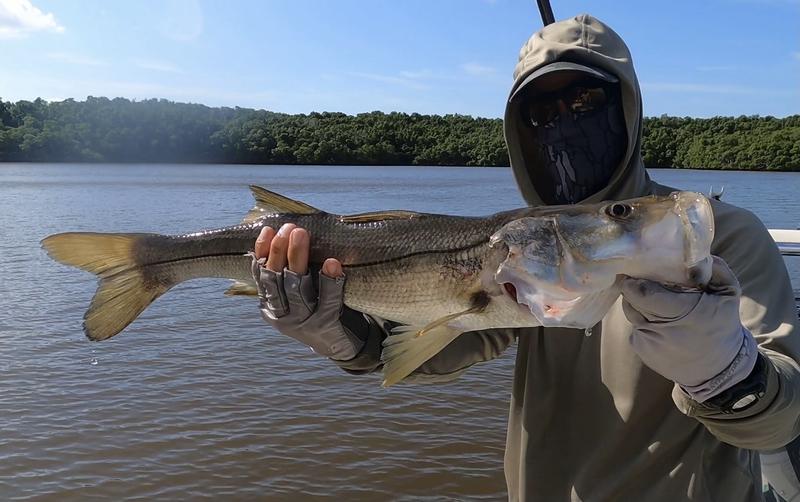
top-left (769, 229), bottom-right (800, 257)
top-left (771, 229), bottom-right (800, 319)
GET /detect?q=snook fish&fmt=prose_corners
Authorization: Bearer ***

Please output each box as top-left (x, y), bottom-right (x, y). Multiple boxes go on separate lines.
top-left (42, 186), bottom-right (714, 386)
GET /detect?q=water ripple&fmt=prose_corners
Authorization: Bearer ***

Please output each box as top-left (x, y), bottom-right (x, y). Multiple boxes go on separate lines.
top-left (0, 164), bottom-right (796, 500)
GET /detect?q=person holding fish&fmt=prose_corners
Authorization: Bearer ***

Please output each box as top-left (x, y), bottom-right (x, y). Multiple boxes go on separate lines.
top-left (250, 13), bottom-right (800, 502)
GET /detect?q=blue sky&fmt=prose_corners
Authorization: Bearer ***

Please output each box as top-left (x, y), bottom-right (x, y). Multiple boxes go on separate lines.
top-left (1, 0), bottom-right (798, 118)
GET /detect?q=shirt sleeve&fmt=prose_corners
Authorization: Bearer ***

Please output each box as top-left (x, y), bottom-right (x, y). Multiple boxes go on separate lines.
top-left (403, 328), bottom-right (517, 383)
top-left (332, 309), bottom-right (517, 381)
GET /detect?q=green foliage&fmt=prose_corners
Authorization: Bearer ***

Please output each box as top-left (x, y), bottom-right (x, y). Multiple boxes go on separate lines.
top-left (642, 115), bottom-right (800, 171)
top-left (0, 97), bottom-right (797, 170)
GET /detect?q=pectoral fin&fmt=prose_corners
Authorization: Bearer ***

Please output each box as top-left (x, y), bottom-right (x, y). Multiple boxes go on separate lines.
top-left (411, 304), bottom-right (486, 338)
top-left (381, 323), bottom-right (463, 387)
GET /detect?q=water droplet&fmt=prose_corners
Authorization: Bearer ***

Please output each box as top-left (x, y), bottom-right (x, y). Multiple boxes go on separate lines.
top-left (90, 357), bottom-right (98, 366)
top-left (584, 327), bottom-right (593, 337)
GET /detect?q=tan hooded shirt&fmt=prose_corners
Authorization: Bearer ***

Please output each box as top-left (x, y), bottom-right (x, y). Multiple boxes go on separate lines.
top-left (340, 13), bottom-right (800, 502)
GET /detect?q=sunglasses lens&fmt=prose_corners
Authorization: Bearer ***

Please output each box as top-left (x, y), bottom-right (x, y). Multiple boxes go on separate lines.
top-left (527, 101), bottom-right (558, 127)
top-left (523, 83), bottom-right (609, 127)
top-left (565, 86), bottom-right (608, 113)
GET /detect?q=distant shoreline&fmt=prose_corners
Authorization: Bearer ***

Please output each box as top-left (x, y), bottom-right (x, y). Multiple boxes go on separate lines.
top-left (3, 162), bottom-right (798, 174)
top-left (1, 97), bottom-right (798, 171)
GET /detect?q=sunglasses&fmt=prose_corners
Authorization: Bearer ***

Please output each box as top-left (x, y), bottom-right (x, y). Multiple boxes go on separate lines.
top-left (521, 82), bottom-right (613, 127)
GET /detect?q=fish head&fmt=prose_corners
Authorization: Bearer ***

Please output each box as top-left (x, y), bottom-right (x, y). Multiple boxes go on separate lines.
top-left (490, 191), bottom-right (714, 327)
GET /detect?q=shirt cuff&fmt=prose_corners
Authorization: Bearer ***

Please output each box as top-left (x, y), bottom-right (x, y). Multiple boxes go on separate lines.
top-left (679, 326), bottom-right (759, 403)
top-left (333, 312), bottom-right (386, 374)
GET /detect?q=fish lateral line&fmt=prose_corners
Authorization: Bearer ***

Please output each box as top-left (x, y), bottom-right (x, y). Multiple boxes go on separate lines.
top-left (136, 251), bottom-right (248, 268)
top-left (343, 240), bottom-right (491, 269)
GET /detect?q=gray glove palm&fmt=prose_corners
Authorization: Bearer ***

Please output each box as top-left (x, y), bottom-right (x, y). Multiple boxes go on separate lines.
top-left (621, 255), bottom-right (759, 402)
top-left (252, 257), bottom-right (365, 361)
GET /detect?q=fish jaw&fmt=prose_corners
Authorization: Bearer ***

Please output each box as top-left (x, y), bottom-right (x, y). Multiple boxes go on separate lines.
top-left (489, 191), bottom-right (715, 327)
top-left (676, 191), bottom-right (715, 284)
top-left (626, 191), bottom-right (715, 286)
top-left (492, 223), bottom-right (621, 328)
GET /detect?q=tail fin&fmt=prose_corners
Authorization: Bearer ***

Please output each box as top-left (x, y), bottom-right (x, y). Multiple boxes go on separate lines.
top-left (42, 232), bottom-right (171, 341)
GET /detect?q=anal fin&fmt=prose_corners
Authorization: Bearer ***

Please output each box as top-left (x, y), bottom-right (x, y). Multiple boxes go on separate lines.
top-left (381, 324), bottom-right (463, 387)
top-left (224, 281), bottom-right (259, 296)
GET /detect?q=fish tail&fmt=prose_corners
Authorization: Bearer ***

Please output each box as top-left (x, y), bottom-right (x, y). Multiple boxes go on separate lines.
top-left (41, 232), bottom-right (172, 341)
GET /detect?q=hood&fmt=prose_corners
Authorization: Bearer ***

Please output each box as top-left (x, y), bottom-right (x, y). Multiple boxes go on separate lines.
top-left (504, 14), bottom-right (652, 206)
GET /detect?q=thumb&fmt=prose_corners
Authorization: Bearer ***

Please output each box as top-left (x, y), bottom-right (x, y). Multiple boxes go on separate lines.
top-left (705, 256), bottom-right (741, 296)
top-left (321, 258), bottom-right (344, 279)
top-left (317, 261), bottom-right (346, 324)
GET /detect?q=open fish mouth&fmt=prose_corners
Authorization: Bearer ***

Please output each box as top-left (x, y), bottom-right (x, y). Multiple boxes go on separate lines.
top-left (503, 282), bottom-right (518, 302)
top-left (495, 264), bottom-right (614, 327)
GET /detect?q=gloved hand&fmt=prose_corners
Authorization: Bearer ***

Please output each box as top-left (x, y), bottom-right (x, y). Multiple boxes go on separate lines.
top-left (251, 224), bottom-right (365, 361)
top-left (621, 255), bottom-right (759, 403)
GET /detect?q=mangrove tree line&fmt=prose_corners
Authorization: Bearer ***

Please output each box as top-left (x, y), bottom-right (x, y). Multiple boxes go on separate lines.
top-left (0, 97), bottom-right (798, 170)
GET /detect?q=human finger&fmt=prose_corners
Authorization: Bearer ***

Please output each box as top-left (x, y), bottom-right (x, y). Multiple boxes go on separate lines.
top-left (266, 223), bottom-right (296, 272)
top-left (287, 228), bottom-right (310, 275)
top-left (255, 226), bottom-right (275, 260)
top-left (321, 258), bottom-right (344, 279)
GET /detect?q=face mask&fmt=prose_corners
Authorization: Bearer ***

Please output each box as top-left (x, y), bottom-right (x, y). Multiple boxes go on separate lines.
top-left (531, 94), bottom-right (626, 205)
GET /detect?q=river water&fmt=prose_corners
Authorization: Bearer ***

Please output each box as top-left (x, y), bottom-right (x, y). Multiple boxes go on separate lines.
top-left (0, 164), bottom-right (798, 500)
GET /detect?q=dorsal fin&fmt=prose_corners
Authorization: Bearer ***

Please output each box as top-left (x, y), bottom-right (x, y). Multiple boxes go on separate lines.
top-left (242, 185), bottom-right (321, 223)
top-left (340, 210), bottom-right (421, 224)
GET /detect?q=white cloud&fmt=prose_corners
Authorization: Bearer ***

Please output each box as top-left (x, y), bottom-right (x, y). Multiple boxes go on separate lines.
top-left (3, 75), bottom-right (278, 109)
top-left (400, 69), bottom-right (467, 81)
top-left (399, 69), bottom-right (438, 80)
top-left (461, 62), bottom-right (497, 76)
top-left (728, 0), bottom-right (799, 4)
top-left (643, 82), bottom-right (754, 94)
top-left (793, 52), bottom-right (800, 61)
top-left (47, 52), bottom-right (105, 66)
top-left (696, 65), bottom-right (737, 72)
top-left (135, 58), bottom-right (182, 73)
top-left (0, 0), bottom-right (63, 38)
top-left (346, 71), bottom-right (429, 90)
top-left (642, 81), bottom-right (797, 97)
top-left (347, 67), bottom-right (491, 89)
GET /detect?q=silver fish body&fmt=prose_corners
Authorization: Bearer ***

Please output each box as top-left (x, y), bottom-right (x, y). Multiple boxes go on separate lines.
top-left (42, 186), bottom-right (714, 385)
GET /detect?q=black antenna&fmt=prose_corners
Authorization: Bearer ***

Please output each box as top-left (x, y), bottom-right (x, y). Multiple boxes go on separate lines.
top-left (536, 0), bottom-right (555, 26)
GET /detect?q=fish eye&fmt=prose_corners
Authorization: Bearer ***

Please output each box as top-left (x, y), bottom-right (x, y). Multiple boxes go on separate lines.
top-left (606, 203), bottom-right (633, 219)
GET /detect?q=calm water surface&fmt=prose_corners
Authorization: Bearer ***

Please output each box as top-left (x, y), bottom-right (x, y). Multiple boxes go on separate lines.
top-left (0, 164), bottom-right (798, 500)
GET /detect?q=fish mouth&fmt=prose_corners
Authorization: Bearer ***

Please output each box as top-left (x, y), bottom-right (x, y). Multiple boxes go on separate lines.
top-left (672, 191), bottom-right (715, 271)
top-left (658, 191), bottom-right (715, 286)
top-left (496, 265), bottom-right (564, 322)
top-left (503, 281), bottom-right (534, 315)
top-left (503, 282), bottom-right (518, 302)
